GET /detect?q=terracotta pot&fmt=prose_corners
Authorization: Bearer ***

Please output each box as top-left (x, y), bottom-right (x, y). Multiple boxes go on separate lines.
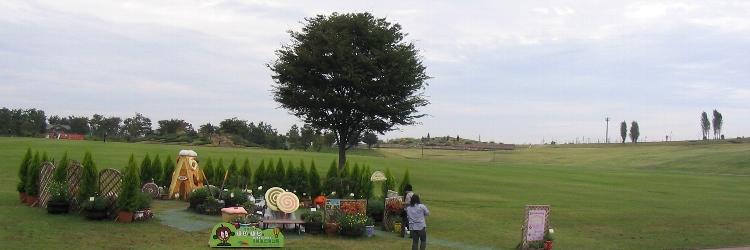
top-left (325, 222), bottom-right (339, 237)
top-left (118, 211), bottom-right (134, 223)
top-left (160, 194), bottom-right (170, 200)
top-left (544, 241), bottom-right (553, 250)
top-left (19, 192), bottom-right (27, 203)
top-left (26, 195), bottom-right (39, 207)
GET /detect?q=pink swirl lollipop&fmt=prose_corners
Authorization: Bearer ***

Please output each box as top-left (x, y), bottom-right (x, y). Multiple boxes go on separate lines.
top-left (276, 192), bottom-right (299, 214)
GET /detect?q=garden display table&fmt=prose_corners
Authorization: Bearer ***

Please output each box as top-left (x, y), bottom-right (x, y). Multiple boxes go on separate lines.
top-left (260, 219), bottom-right (305, 235)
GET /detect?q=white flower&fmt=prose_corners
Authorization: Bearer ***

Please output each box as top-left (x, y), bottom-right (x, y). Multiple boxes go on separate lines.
top-left (331, 191), bottom-right (336, 195)
top-left (89, 197), bottom-right (95, 202)
top-left (549, 229), bottom-right (554, 233)
top-left (350, 193), bottom-right (355, 197)
top-left (230, 192), bottom-right (235, 198)
top-left (258, 186), bottom-right (263, 190)
top-left (303, 193), bottom-right (306, 196)
top-left (246, 190), bottom-right (252, 194)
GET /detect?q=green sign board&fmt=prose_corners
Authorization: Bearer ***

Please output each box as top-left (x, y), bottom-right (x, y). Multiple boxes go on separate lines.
top-left (209, 223), bottom-right (284, 248)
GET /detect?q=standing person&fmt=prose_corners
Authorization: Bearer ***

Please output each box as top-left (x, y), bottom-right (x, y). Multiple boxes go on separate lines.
top-left (400, 184), bottom-right (415, 237)
top-left (407, 194), bottom-right (429, 250)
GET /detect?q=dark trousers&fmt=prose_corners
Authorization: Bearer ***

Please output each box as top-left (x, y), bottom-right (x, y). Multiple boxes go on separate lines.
top-left (400, 216), bottom-right (409, 237)
top-left (410, 227), bottom-right (427, 250)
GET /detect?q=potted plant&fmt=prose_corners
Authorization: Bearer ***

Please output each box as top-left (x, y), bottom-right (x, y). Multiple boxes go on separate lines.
top-left (25, 151), bottom-right (42, 207)
top-left (160, 186), bottom-right (170, 200)
top-left (116, 154), bottom-right (141, 223)
top-left (364, 216), bottom-right (375, 237)
top-left (135, 191), bottom-right (153, 220)
top-left (245, 214), bottom-right (261, 228)
top-left (229, 214), bottom-right (244, 229)
top-left (202, 195), bottom-right (222, 215)
top-left (46, 181), bottom-right (71, 214)
top-left (367, 197), bottom-right (384, 222)
top-left (301, 210), bottom-right (323, 235)
top-left (17, 147), bottom-right (32, 203)
top-left (544, 228), bottom-right (554, 250)
top-left (337, 213), bottom-right (368, 237)
top-left (221, 188), bottom-right (249, 207)
top-left (82, 195), bottom-right (108, 220)
top-left (325, 210), bottom-right (341, 237)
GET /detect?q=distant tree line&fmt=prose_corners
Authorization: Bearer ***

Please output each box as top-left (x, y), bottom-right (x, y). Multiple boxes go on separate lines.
top-left (1, 107), bottom-right (379, 150)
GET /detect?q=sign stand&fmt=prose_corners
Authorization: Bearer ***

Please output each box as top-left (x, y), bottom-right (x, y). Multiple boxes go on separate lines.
top-left (520, 205), bottom-right (550, 250)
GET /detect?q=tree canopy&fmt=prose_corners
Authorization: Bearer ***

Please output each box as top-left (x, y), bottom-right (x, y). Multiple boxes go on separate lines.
top-left (269, 12), bottom-right (429, 169)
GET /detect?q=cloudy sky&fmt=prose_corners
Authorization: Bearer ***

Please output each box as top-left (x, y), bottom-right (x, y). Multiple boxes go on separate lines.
top-left (2, 1), bottom-right (748, 144)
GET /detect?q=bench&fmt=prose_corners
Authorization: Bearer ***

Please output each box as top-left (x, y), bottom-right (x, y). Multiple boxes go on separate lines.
top-left (260, 219), bottom-right (305, 235)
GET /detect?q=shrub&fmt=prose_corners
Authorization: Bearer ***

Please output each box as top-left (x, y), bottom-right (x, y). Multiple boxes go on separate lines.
top-left (47, 181), bottom-right (71, 203)
top-left (222, 188), bottom-right (249, 207)
top-left (161, 154), bottom-right (175, 188)
top-left (78, 150), bottom-right (99, 202)
top-left (137, 191), bottom-right (152, 210)
top-left (139, 153), bottom-right (152, 185)
top-left (189, 186), bottom-right (211, 204)
top-left (308, 160), bottom-right (322, 197)
top-left (301, 210), bottom-right (323, 222)
top-left (81, 195), bottom-right (107, 210)
top-left (53, 151), bottom-right (70, 183)
top-left (25, 151), bottom-right (41, 196)
top-left (17, 147), bottom-right (32, 193)
top-left (338, 213), bottom-right (369, 231)
top-left (117, 154), bottom-right (141, 212)
top-left (367, 197), bottom-right (384, 216)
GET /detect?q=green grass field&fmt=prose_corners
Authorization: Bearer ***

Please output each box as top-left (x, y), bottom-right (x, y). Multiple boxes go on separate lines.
top-left (2, 137), bottom-right (749, 249)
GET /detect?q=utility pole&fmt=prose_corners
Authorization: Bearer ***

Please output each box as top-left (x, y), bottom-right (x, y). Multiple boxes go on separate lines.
top-left (605, 117), bottom-right (610, 143)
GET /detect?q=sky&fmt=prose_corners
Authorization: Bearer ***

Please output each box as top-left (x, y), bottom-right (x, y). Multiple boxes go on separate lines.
top-left (2, 1), bottom-right (749, 144)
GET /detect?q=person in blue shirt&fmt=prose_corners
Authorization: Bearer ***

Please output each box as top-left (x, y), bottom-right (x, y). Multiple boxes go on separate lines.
top-left (406, 194), bottom-right (429, 250)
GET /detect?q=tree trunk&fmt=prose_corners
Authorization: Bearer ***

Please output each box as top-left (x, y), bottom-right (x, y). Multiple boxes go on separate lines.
top-left (338, 144), bottom-right (347, 170)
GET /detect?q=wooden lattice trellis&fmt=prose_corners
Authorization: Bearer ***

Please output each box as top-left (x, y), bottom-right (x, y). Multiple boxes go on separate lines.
top-left (99, 168), bottom-right (123, 219)
top-left (38, 162), bottom-right (55, 209)
top-left (383, 196), bottom-right (403, 232)
top-left (66, 163), bottom-right (83, 212)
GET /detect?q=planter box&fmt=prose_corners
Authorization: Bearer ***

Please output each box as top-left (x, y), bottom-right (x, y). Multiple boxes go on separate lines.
top-left (221, 207), bottom-right (247, 222)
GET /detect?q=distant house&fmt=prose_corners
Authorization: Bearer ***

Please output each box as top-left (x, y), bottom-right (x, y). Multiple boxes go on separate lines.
top-left (46, 124), bottom-right (71, 134)
top-left (44, 124), bottom-right (83, 140)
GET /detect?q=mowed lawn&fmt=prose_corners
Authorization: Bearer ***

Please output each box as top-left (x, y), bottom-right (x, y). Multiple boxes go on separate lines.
top-left (2, 137), bottom-right (750, 249)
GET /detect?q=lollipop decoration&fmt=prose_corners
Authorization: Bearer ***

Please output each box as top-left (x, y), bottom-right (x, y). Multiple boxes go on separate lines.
top-left (276, 192), bottom-right (300, 214)
top-left (264, 187), bottom-right (285, 211)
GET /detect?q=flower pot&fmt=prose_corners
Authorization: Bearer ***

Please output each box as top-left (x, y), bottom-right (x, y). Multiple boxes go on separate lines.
top-left (393, 222), bottom-right (402, 234)
top-left (544, 241), bottom-right (553, 250)
top-left (26, 195), bottom-right (39, 207)
top-left (305, 222), bottom-right (323, 235)
top-left (365, 225), bottom-right (374, 237)
top-left (160, 194), bottom-right (170, 200)
top-left (117, 211), bottom-right (134, 223)
top-left (46, 201), bottom-right (70, 214)
top-left (325, 222), bottom-right (339, 237)
top-left (19, 192), bottom-right (27, 203)
top-left (84, 208), bottom-right (108, 220)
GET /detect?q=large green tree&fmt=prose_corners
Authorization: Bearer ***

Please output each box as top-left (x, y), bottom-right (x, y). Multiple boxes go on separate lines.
top-left (269, 12), bottom-right (429, 170)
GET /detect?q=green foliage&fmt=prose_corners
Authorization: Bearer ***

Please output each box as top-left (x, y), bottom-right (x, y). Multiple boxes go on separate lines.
top-left (202, 155), bottom-right (214, 185)
top-left (398, 168), bottom-right (411, 196)
top-left (139, 153), bottom-right (152, 184)
top-left (323, 159), bottom-right (338, 195)
top-left (25, 151), bottom-right (41, 196)
top-left (41, 151), bottom-right (50, 163)
top-left (269, 12), bottom-right (429, 170)
top-left (137, 191), bottom-right (152, 210)
top-left (53, 151), bottom-right (70, 183)
top-left (338, 213), bottom-right (369, 231)
top-left (161, 154), bottom-right (175, 187)
top-left (152, 153), bottom-right (163, 186)
top-left (620, 121), bottom-right (627, 143)
top-left (17, 146), bottom-right (32, 193)
top-left (630, 121), bottom-right (640, 143)
top-left (274, 157), bottom-right (285, 188)
top-left (381, 165), bottom-right (396, 195)
top-left (78, 150), bottom-right (98, 202)
top-left (300, 210), bottom-right (323, 223)
top-left (285, 160), bottom-right (296, 193)
top-left (239, 156), bottom-right (252, 188)
top-left (363, 164), bottom-right (374, 199)
top-left (47, 181), bottom-right (71, 203)
top-left (253, 159), bottom-right (266, 192)
top-left (221, 188), bottom-right (249, 207)
top-left (227, 156), bottom-right (238, 188)
top-left (296, 159), bottom-right (309, 198)
top-left (189, 186), bottom-right (211, 204)
top-left (701, 111), bottom-right (710, 140)
top-left (339, 161), bottom-right (350, 178)
top-left (81, 195), bottom-right (107, 210)
top-left (117, 154), bottom-right (140, 212)
top-left (367, 196), bottom-right (384, 216)
top-left (215, 156), bottom-right (226, 184)
top-left (308, 160), bottom-right (322, 197)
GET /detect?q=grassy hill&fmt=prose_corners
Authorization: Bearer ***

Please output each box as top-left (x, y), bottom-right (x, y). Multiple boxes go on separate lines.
top-left (1, 137), bottom-right (749, 249)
